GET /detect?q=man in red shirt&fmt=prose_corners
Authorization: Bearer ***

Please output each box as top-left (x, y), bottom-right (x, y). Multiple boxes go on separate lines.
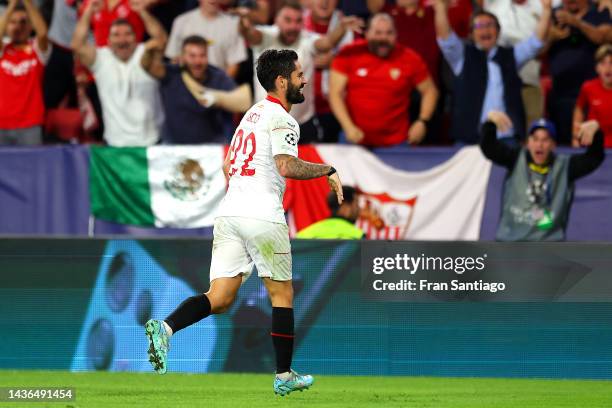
top-left (574, 43), bottom-right (612, 148)
top-left (0, 0), bottom-right (50, 145)
top-left (329, 13), bottom-right (438, 147)
top-left (367, 0), bottom-right (440, 83)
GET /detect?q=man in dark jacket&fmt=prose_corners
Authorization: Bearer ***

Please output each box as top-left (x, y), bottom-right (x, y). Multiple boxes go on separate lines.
top-left (434, 0), bottom-right (552, 145)
top-left (480, 110), bottom-right (604, 241)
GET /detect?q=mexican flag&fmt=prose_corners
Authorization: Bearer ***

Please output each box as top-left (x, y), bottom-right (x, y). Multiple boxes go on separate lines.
top-left (89, 145), bottom-right (226, 228)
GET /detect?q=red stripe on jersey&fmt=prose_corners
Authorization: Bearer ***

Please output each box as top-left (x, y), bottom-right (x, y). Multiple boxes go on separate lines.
top-left (266, 95), bottom-right (289, 112)
top-left (270, 332), bottom-right (295, 339)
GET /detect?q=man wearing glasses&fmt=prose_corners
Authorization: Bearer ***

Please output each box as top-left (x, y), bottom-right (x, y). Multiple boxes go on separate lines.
top-left (433, 0), bottom-right (552, 145)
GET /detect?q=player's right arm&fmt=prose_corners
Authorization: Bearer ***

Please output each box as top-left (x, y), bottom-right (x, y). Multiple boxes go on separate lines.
top-left (71, 0), bottom-right (99, 67)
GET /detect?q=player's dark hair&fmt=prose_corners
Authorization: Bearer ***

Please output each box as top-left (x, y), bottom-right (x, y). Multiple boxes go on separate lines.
top-left (469, 9), bottom-right (501, 32)
top-left (110, 18), bottom-right (135, 32)
top-left (256, 49), bottom-right (299, 92)
top-left (182, 35), bottom-right (209, 50)
top-left (328, 186), bottom-right (357, 216)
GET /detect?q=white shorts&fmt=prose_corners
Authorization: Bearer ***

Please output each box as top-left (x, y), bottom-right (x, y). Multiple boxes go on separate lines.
top-left (209, 216), bottom-right (292, 283)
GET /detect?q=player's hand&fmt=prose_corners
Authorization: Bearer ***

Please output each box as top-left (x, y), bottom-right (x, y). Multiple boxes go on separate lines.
top-left (327, 172), bottom-right (344, 205)
top-left (487, 110), bottom-right (513, 134)
top-left (345, 125), bottom-right (364, 144)
top-left (576, 120), bottom-right (599, 147)
top-left (408, 120), bottom-right (426, 145)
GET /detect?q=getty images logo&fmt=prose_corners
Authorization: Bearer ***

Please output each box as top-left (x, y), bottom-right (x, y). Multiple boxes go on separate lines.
top-left (372, 253), bottom-right (488, 275)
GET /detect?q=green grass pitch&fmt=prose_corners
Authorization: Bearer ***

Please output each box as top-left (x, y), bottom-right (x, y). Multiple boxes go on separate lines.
top-left (0, 370), bottom-right (611, 408)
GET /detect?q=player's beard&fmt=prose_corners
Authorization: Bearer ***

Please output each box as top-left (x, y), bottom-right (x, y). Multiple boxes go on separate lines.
top-left (286, 82), bottom-right (305, 104)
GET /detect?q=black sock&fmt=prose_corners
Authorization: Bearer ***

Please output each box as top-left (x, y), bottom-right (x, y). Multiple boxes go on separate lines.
top-left (164, 294), bottom-right (211, 334)
top-left (271, 307), bottom-right (294, 374)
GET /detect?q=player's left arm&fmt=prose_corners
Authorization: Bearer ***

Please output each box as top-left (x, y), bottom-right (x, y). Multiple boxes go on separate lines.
top-left (22, 0), bottom-right (49, 52)
top-left (275, 154), bottom-right (343, 204)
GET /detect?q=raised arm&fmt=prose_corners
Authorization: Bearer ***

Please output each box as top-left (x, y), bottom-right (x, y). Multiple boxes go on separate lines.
top-left (22, 0), bottom-right (48, 52)
top-left (366, 0), bottom-right (385, 14)
top-left (275, 154), bottom-right (343, 204)
top-left (0, 0), bottom-right (18, 52)
top-left (71, 0), bottom-right (99, 67)
top-left (480, 111), bottom-right (521, 169)
top-left (568, 121), bottom-right (605, 181)
top-left (433, 0), bottom-right (452, 40)
top-left (133, 0), bottom-right (167, 47)
top-left (141, 38), bottom-right (166, 79)
top-left (433, 0), bottom-right (465, 75)
top-left (238, 9), bottom-right (263, 46)
top-left (314, 16), bottom-right (364, 53)
top-left (535, 0), bottom-right (552, 42)
top-left (132, 0), bottom-right (167, 75)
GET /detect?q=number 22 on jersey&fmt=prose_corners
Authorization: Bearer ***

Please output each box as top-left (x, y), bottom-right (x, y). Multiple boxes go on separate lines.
top-left (228, 129), bottom-right (256, 177)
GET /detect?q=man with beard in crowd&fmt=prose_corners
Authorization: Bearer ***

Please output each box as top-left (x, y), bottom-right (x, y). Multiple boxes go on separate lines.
top-left (239, 0), bottom-right (363, 143)
top-left (329, 13), bottom-right (438, 147)
top-left (72, 0), bottom-right (167, 146)
top-left (142, 35), bottom-right (239, 143)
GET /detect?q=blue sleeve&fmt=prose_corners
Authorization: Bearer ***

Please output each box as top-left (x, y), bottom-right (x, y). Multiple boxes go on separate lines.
top-left (437, 31), bottom-right (465, 76)
top-left (513, 34), bottom-right (544, 69)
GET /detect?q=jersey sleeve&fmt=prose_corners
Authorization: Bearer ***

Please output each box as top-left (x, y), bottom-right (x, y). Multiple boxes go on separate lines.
top-left (269, 113), bottom-right (299, 157)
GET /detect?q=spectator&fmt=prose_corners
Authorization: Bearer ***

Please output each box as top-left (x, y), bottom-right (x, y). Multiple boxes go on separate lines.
top-left (78, 0), bottom-right (146, 46)
top-left (485, 0), bottom-right (547, 128)
top-left (481, 111), bottom-right (604, 241)
top-left (72, 0), bottom-right (166, 146)
top-left (434, 0), bottom-right (552, 145)
top-left (239, 0), bottom-right (363, 143)
top-left (573, 43), bottom-right (612, 147)
top-left (303, 0), bottom-right (353, 142)
top-left (142, 35), bottom-right (241, 144)
top-left (296, 186), bottom-right (364, 239)
top-left (547, 0), bottom-right (611, 144)
top-left (165, 0), bottom-right (247, 78)
top-left (44, 0), bottom-right (78, 109)
top-left (329, 13), bottom-right (438, 147)
top-left (367, 0), bottom-right (440, 84)
top-left (367, 0), bottom-right (445, 143)
top-left (0, 0), bottom-right (50, 145)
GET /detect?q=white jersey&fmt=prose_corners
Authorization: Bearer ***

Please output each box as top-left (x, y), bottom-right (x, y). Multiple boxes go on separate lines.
top-left (217, 96), bottom-right (300, 224)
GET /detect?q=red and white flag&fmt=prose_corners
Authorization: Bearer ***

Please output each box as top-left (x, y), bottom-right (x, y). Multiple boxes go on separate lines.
top-left (283, 145), bottom-right (492, 240)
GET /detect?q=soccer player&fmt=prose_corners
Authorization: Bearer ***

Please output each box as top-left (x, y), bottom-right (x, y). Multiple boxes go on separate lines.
top-left (145, 48), bottom-right (343, 396)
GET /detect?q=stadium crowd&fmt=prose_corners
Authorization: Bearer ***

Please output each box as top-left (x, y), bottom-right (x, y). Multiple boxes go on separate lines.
top-left (0, 0), bottom-right (610, 148)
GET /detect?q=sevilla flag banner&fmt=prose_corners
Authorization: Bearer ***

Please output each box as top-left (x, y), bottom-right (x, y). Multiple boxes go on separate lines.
top-left (283, 145), bottom-right (492, 240)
